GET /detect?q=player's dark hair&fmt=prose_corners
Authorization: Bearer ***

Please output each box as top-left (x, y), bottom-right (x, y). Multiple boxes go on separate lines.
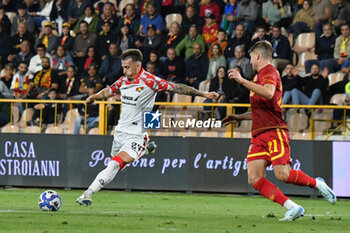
top-left (248, 40), bottom-right (273, 60)
top-left (121, 49), bottom-right (143, 63)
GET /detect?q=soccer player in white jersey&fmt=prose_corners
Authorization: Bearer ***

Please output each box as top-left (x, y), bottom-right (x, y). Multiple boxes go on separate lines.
top-left (77, 49), bottom-right (219, 206)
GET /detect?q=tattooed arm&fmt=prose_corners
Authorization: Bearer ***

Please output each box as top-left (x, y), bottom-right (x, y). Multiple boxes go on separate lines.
top-left (173, 83), bottom-right (219, 99)
top-left (85, 87), bottom-right (113, 104)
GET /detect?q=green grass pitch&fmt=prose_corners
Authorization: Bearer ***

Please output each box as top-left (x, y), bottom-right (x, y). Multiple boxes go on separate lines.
top-left (0, 188), bottom-right (349, 233)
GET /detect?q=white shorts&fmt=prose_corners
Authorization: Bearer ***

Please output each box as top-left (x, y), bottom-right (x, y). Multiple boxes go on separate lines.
top-left (110, 131), bottom-right (149, 160)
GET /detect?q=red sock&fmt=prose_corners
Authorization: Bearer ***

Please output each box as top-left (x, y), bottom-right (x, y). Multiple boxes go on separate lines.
top-left (111, 155), bottom-right (126, 170)
top-left (253, 177), bottom-right (288, 206)
top-left (287, 170), bottom-right (316, 188)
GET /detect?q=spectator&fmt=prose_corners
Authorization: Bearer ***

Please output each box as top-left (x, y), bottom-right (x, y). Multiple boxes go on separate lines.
top-left (0, 0), bottom-right (16, 12)
top-left (250, 26), bottom-right (271, 48)
top-left (95, 0), bottom-right (116, 16)
top-left (72, 21), bottom-right (97, 69)
top-left (202, 13), bottom-right (219, 45)
top-left (181, 5), bottom-right (204, 34)
top-left (74, 81), bottom-right (99, 134)
top-left (24, 0), bottom-right (40, 14)
top-left (11, 62), bottom-right (33, 103)
top-left (53, 45), bottom-right (75, 77)
top-left (0, 92), bottom-right (10, 126)
top-left (262, 0), bottom-right (293, 28)
top-left (31, 0), bottom-right (55, 28)
top-left (148, 51), bottom-right (161, 76)
top-left (229, 45), bottom-right (253, 79)
top-left (79, 63), bottom-right (103, 94)
top-left (281, 64), bottom-right (299, 104)
top-left (0, 5), bottom-right (11, 34)
top-left (0, 23), bottom-right (11, 66)
top-left (57, 22), bottom-right (74, 52)
top-left (290, 0), bottom-right (314, 41)
top-left (27, 56), bottom-right (59, 99)
top-left (35, 21), bottom-right (58, 54)
top-left (291, 64), bottom-right (328, 106)
top-left (79, 46), bottom-right (101, 75)
top-left (199, 0), bottom-right (220, 22)
top-left (68, 0), bottom-right (91, 27)
top-left (161, 47), bottom-right (185, 83)
top-left (8, 40), bottom-right (34, 68)
top-left (184, 43), bottom-right (209, 88)
top-left (73, 4), bottom-right (99, 34)
top-left (237, 0), bottom-right (259, 35)
top-left (160, 21), bottom-right (183, 57)
top-left (27, 88), bottom-right (62, 126)
top-left (115, 3), bottom-right (140, 35)
top-left (224, 24), bottom-right (250, 64)
top-left (203, 66), bottom-right (235, 119)
top-left (0, 64), bottom-right (14, 99)
top-left (11, 3), bottom-right (35, 36)
top-left (28, 44), bottom-right (53, 75)
top-left (328, 0), bottom-right (350, 33)
top-left (199, 43), bottom-right (226, 92)
top-left (207, 44), bottom-right (227, 80)
top-left (145, 61), bottom-right (161, 78)
top-left (116, 23), bottom-right (137, 53)
top-left (313, 0), bottom-right (331, 41)
top-left (98, 43), bottom-right (122, 86)
top-left (220, 0), bottom-right (239, 34)
top-left (58, 65), bottom-right (81, 100)
top-left (304, 23), bottom-right (336, 73)
top-left (324, 24), bottom-right (350, 73)
top-left (97, 2), bottom-right (118, 32)
top-left (141, 24), bottom-right (162, 64)
top-left (269, 24), bottom-right (291, 71)
top-left (10, 23), bottom-right (35, 55)
top-left (138, 0), bottom-right (162, 16)
top-left (328, 80), bottom-right (350, 132)
top-left (95, 21), bottom-right (116, 59)
top-left (208, 29), bottom-right (227, 59)
top-left (175, 24), bottom-right (205, 59)
top-left (138, 1), bottom-right (164, 37)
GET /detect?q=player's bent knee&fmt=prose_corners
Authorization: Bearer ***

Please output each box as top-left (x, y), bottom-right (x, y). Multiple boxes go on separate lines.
top-left (274, 170), bottom-right (289, 183)
top-left (248, 175), bottom-right (263, 187)
top-left (111, 155), bottom-right (127, 170)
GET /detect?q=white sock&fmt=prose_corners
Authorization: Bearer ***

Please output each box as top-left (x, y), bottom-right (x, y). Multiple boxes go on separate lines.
top-left (84, 160), bottom-right (120, 197)
top-left (315, 179), bottom-right (322, 190)
top-left (283, 199), bottom-right (298, 209)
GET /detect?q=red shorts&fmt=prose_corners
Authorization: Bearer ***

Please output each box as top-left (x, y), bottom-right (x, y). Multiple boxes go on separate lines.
top-left (247, 128), bottom-right (291, 166)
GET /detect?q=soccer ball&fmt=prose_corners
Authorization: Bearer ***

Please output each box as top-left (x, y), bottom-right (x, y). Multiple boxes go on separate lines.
top-left (38, 190), bottom-right (62, 211)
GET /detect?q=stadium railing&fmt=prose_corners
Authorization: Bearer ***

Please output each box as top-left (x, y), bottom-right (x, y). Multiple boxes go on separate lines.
top-left (0, 99), bottom-right (349, 140)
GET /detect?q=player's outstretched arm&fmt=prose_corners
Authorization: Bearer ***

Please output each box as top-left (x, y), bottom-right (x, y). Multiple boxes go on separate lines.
top-left (222, 112), bottom-right (252, 126)
top-left (86, 88), bottom-right (113, 104)
top-left (173, 83), bottom-right (219, 99)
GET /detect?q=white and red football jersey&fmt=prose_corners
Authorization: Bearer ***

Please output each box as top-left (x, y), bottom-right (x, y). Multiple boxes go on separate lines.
top-left (108, 69), bottom-right (174, 135)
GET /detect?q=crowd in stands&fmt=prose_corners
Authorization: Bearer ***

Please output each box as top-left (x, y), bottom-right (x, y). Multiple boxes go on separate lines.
top-left (0, 0), bottom-right (350, 133)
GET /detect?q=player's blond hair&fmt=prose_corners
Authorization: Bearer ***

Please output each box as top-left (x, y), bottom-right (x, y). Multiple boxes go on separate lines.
top-left (121, 49), bottom-right (143, 63)
top-left (248, 40), bottom-right (273, 61)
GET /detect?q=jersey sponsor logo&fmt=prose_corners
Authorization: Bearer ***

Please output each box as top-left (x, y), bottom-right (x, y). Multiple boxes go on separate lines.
top-left (143, 110), bottom-right (161, 129)
top-left (122, 95), bottom-right (134, 101)
top-left (136, 86), bottom-right (144, 92)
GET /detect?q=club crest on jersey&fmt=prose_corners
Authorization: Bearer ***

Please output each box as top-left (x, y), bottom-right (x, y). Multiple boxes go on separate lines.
top-left (136, 87), bottom-right (144, 92)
